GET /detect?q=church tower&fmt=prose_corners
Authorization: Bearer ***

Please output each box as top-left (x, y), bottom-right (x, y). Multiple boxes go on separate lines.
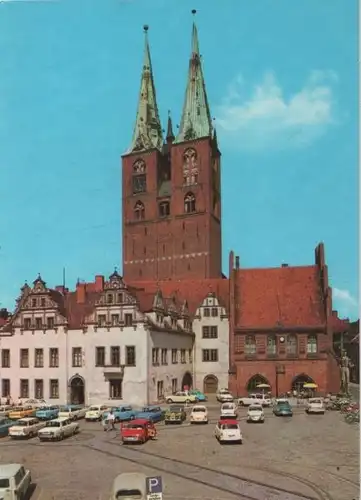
top-left (122, 15), bottom-right (222, 282)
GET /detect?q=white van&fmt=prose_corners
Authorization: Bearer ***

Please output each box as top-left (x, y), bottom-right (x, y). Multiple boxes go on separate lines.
top-left (0, 463), bottom-right (32, 500)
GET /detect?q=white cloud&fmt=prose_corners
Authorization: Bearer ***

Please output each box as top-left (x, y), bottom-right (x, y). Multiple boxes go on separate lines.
top-left (333, 288), bottom-right (359, 318)
top-left (215, 70), bottom-right (338, 151)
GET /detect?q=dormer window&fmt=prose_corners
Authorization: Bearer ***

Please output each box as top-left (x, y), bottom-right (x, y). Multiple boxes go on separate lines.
top-left (203, 307), bottom-right (210, 317)
top-left (117, 293), bottom-right (123, 303)
top-left (24, 318), bottom-right (31, 330)
top-left (32, 298), bottom-right (37, 308)
top-left (107, 294), bottom-right (113, 304)
top-left (41, 298), bottom-right (46, 307)
top-left (211, 307), bottom-right (218, 317)
top-left (35, 318), bottom-right (42, 329)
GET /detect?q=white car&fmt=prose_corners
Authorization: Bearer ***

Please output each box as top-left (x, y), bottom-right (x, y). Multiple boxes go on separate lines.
top-left (85, 404), bottom-right (109, 422)
top-left (190, 405), bottom-right (208, 424)
top-left (9, 417), bottom-right (46, 439)
top-left (165, 392), bottom-right (198, 404)
top-left (58, 405), bottom-right (87, 420)
top-left (239, 393), bottom-right (271, 407)
top-left (0, 463), bottom-right (32, 500)
top-left (220, 402), bottom-right (237, 419)
top-left (20, 398), bottom-right (47, 408)
top-left (247, 404), bottom-right (265, 423)
top-left (216, 389), bottom-right (234, 403)
top-left (214, 419), bottom-right (242, 444)
top-left (38, 417), bottom-right (79, 441)
top-left (306, 398), bottom-right (325, 415)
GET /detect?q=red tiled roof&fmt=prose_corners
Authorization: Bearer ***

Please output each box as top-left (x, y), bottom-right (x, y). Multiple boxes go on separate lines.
top-left (64, 291), bottom-right (101, 329)
top-left (235, 265), bottom-right (325, 328)
top-left (129, 279), bottom-right (230, 315)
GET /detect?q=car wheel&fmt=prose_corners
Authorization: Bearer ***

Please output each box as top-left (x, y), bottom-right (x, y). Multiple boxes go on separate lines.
top-left (239, 440), bottom-right (243, 445)
top-left (166, 398), bottom-right (173, 404)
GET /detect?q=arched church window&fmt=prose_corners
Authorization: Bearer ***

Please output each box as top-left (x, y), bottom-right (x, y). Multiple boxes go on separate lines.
top-left (134, 201), bottom-right (145, 221)
top-left (183, 148), bottom-right (198, 186)
top-left (184, 192), bottom-right (196, 213)
top-left (132, 159), bottom-right (147, 194)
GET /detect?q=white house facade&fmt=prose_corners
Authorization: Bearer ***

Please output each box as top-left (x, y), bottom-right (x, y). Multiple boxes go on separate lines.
top-left (0, 273), bottom-right (194, 407)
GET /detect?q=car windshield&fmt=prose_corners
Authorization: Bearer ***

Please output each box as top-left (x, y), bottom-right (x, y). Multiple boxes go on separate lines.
top-left (121, 407), bottom-right (132, 412)
top-left (278, 402), bottom-right (290, 408)
top-left (126, 424), bottom-right (144, 430)
top-left (89, 406), bottom-right (100, 411)
top-left (223, 404), bottom-right (233, 409)
top-left (17, 419), bottom-right (31, 426)
top-left (46, 421), bottom-right (61, 428)
top-left (38, 406), bottom-right (51, 411)
top-left (310, 399), bottom-right (322, 404)
top-left (59, 407), bottom-right (69, 411)
top-left (193, 407), bottom-right (206, 412)
top-left (116, 489), bottom-right (142, 498)
top-left (223, 424), bottom-right (238, 430)
top-left (0, 478), bottom-right (10, 488)
top-left (249, 406), bottom-right (262, 411)
top-left (170, 406), bottom-right (182, 412)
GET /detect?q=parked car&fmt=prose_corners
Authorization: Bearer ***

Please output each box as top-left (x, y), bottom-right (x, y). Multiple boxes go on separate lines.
top-left (190, 405), bottom-right (208, 424)
top-left (9, 417), bottom-right (46, 439)
top-left (306, 398), bottom-right (325, 415)
top-left (0, 463), bottom-right (32, 500)
top-left (165, 392), bottom-right (198, 404)
top-left (38, 417), bottom-right (79, 441)
top-left (238, 393), bottom-right (271, 407)
top-left (121, 419), bottom-right (156, 444)
top-left (273, 400), bottom-right (293, 417)
top-left (8, 406), bottom-right (35, 420)
top-left (164, 405), bottom-right (187, 425)
top-left (103, 405), bottom-right (137, 423)
top-left (247, 404), bottom-right (265, 423)
top-left (135, 406), bottom-right (165, 423)
top-left (0, 406), bottom-right (13, 418)
top-left (21, 398), bottom-right (47, 408)
top-left (214, 419), bottom-right (242, 444)
top-left (189, 390), bottom-right (207, 402)
top-left (220, 402), bottom-right (237, 419)
top-left (58, 405), bottom-right (87, 420)
top-left (110, 473), bottom-right (147, 500)
top-left (36, 405), bottom-right (59, 421)
top-left (85, 404), bottom-right (109, 422)
top-left (0, 416), bottom-right (15, 437)
top-left (216, 389), bottom-right (234, 403)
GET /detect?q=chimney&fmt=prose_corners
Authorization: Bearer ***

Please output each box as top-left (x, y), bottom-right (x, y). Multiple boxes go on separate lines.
top-left (76, 283), bottom-right (86, 304)
top-left (281, 263), bottom-right (289, 267)
top-left (235, 256), bottom-right (240, 269)
top-left (95, 275), bottom-right (104, 292)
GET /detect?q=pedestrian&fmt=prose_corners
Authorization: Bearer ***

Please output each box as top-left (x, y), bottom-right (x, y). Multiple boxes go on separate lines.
top-left (107, 410), bottom-right (115, 431)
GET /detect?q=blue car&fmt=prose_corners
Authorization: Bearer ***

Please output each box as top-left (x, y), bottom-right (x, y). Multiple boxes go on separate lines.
top-left (36, 406), bottom-right (59, 421)
top-left (189, 390), bottom-right (207, 402)
top-left (135, 406), bottom-right (165, 423)
top-left (103, 405), bottom-right (137, 423)
top-left (0, 416), bottom-right (15, 437)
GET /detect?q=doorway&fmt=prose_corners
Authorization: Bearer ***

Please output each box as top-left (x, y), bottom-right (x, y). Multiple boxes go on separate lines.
top-left (203, 375), bottom-right (218, 394)
top-left (69, 376), bottom-right (85, 405)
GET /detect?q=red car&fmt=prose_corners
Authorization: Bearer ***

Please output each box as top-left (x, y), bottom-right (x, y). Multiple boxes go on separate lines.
top-left (120, 418), bottom-right (157, 444)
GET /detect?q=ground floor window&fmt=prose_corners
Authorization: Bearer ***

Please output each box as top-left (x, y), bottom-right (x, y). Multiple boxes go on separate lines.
top-left (35, 379), bottom-right (44, 399)
top-left (171, 378), bottom-right (177, 393)
top-left (20, 379), bottom-right (29, 399)
top-left (109, 379), bottom-right (122, 399)
top-left (157, 381), bottom-right (164, 399)
top-left (1, 379), bottom-right (10, 398)
top-left (49, 379), bottom-right (59, 399)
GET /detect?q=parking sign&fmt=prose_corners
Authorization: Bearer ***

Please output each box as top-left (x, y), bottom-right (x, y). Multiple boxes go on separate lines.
top-left (146, 476), bottom-right (163, 500)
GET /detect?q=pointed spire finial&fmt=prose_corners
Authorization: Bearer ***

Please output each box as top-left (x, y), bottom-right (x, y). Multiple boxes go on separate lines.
top-left (166, 110), bottom-right (175, 143)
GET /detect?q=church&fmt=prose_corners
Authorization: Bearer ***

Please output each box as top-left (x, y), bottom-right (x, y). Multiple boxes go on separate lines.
top-left (0, 16), bottom-right (342, 405)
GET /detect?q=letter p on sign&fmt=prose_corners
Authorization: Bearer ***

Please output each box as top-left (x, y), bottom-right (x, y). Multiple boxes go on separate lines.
top-left (146, 476), bottom-right (163, 499)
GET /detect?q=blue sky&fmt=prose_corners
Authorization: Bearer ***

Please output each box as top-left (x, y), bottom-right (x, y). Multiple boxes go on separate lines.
top-left (0, 0), bottom-right (358, 319)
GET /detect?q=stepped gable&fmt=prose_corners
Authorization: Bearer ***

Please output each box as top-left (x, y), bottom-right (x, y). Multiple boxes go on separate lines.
top-left (234, 265), bottom-right (325, 328)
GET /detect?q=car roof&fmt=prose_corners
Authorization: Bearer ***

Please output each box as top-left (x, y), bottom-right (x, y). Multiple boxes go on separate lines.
top-left (192, 405), bottom-right (206, 409)
top-left (16, 417), bottom-right (37, 422)
top-left (112, 472), bottom-right (147, 492)
top-left (218, 419), bottom-right (238, 425)
top-left (130, 418), bottom-right (149, 424)
top-left (48, 417), bottom-right (69, 422)
top-left (249, 404), bottom-right (263, 408)
top-left (0, 464), bottom-right (23, 478)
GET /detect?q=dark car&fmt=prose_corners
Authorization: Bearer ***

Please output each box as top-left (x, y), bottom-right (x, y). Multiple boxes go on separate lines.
top-left (273, 400), bottom-right (293, 417)
top-left (164, 405), bottom-right (187, 424)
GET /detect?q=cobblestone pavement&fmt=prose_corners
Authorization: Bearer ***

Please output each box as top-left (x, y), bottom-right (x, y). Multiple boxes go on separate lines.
top-left (0, 404), bottom-right (358, 500)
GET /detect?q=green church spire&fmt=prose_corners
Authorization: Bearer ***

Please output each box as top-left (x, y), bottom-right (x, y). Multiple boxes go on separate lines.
top-left (127, 25), bottom-right (163, 153)
top-left (175, 11), bottom-right (213, 144)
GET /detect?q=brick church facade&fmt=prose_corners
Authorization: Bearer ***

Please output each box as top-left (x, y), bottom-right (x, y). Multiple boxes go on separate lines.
top-left (122, 19), bottom-right (341, 395)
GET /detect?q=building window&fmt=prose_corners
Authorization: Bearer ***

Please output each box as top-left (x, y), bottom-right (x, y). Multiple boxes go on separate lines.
top-left (97, 314), bottom-right (106, 327)
top-left (202, 349), bottom-right (218, 362)
top-left (2, 379), bottom-right (10, 398)
top-left (134, 201), bottom-right (145, 220)
top-left (117, 293), bottom-right (123, 303)
top-left (203, 308), bottom-right (210, 317)
top-left (267, 335), bottom-right (276, 355)
top-left (132, 159), bottom-right (147, 194)
top-left (49, 348), bottom-right (59, 368)
top-left (245, 335), bottom-right (256, 355)
top-left (95, 347), bottom-right (105, 367)
top-left (49, 379), bottom-right (59, 399)
top-left (107, 294), bottom-right (113, 304)
top-left (23, 318), bottom-right (31, 329)
top-left (286, 335), bottom-right (297, 355)
top-left (41, 298), bottom-right (46, 307)
top-left (47, 317), bottom-right (54, 329)
top-left (20, 349), bottom-right (29, 368)
top-left (188, 349), bottom-right (193, 363)
top-left (109, 379), bottom-right (122, 399)
top-left (111, 314), bottom-right (119, 326)
top-left (159, 201), bottom-right (170, 218)
top-left (171, 378), bottom-right (177, 393)
top-left (307, 335), bottom-right (317, 353)
top-left (171, 349), bottom-right (178, 364)
top-left (202, 326), bottom-right (218, 339)
top-left (152, 348), bottom-right (159, 365)
top-left (157, 381), bottom-right (164, 399)
top-left (1, 349), bottom-right (10, 368)
top-left (34, 349), bottom-right (44, 368)
top-left (180, 349), bottom-right (186, 363)
top-left (124, 314), bottom-right (133, 327)
top-left (211, 307), bottom-right (218, 317)
top-left (161, 349), bottom-right (168, 365)
top-left (125, 346), bottom-right (136, 366)
top-left (20, 379), bottom-right (29, 399)
top-left (32, 298), bottom-right (37, 308)
top-left (72, 347), bottom-right (82, 367)
top-left (184, 192), bottom-right (196, 213)
top-left (35, 318), bottom-right (42, 329)
top-left (110, 346), bottom-right (120, 366)
top-left (35, 379), bottom-right (44, 399)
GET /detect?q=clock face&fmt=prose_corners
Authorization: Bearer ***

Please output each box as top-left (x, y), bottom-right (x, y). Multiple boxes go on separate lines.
top-left (132, 174), bottom-right (146, 194)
